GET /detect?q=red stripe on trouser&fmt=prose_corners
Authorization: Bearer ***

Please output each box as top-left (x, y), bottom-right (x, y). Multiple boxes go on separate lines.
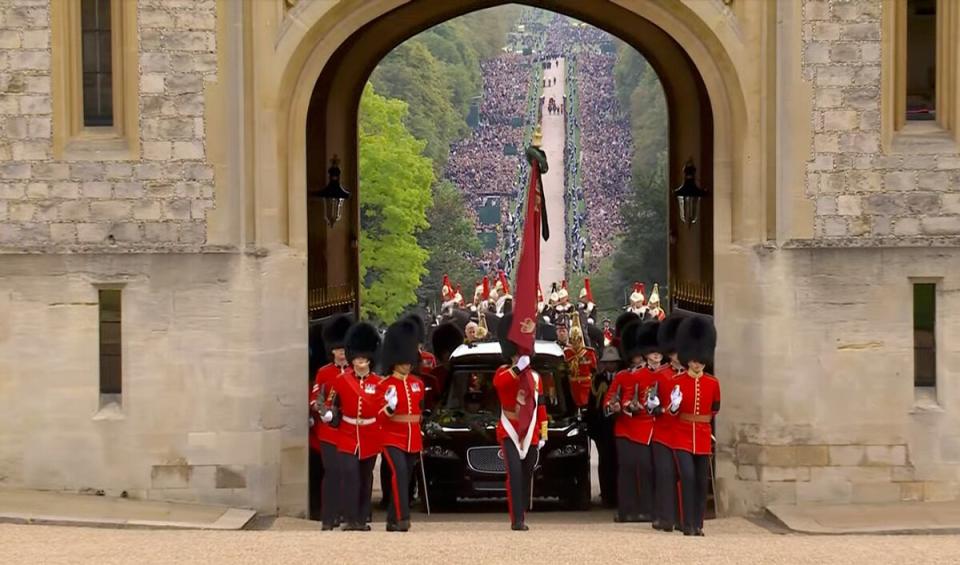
top-left (383, 449), bottom-right (403, 522)
top-left (501, 440), bottom-right (515, 523)
top-left (673, 450), bottom-right (685, 528)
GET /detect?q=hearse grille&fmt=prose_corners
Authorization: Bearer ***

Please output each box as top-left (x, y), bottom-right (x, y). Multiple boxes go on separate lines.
top-left (466, 446), bottom-right (506, 474)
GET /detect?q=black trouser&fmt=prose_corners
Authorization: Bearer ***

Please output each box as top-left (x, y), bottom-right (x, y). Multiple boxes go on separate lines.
top-left (594, 424), bottom-right (617, 505)
top-left (616, 438), bottom-right (653, 519)
top-left (383, 447), bottom-right (417, 524)
top-left (675, 450), bottom-right (710, 531)
top-left (341, 452), bottom-right (376, 526)
top-left (501, 440), bottom-right (539, 525)
top-left (319, 442), bottom-right (341, 526)
top-left (379, 455), bottom-right (392, 508)
top-left (309, 447), bottom-right (324, 520)
top-left (652, 442), bottom-right (678, 527)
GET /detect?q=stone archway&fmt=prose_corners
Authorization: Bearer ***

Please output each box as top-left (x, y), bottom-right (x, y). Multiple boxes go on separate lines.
top-left (255, 0), bottom-right (760, 514)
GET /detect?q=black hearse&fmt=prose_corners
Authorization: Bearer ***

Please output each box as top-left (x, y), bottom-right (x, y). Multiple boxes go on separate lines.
top-left (421, 340), bottom-right (591, 509)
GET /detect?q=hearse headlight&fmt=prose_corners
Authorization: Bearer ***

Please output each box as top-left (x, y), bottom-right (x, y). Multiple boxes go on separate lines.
top-left (546, 444), bottom-right (587, 459)
top-left (424, 445), bottom-right (459, 460)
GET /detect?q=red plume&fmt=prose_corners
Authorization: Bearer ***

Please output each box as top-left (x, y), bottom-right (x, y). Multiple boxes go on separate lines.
top-left (482, 276), bottom-right (490, 300)
top-left (584, 277), bottom-right (593, 302)
top-left (500, 271), bottom-right (511, 295)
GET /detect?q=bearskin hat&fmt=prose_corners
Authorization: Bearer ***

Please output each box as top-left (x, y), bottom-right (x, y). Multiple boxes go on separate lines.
top-left (402, 313), bottom-right (427, 344)
top-left (430, 322), bottom-right (464, 364)
top-left (657, 310), bottom-right (689, 355)
top-left (380, 318), bottom-right (421, 372)
top-left (537, 319), bottom-right (557, 342)
top-left (586, 323), bottom-right (604, 349)
top-left (498, 313), bottom-right (517, 361)
top-left (637, 321), bottom-right (662, 356)
top-left (322, 314), bottom-right (352, 352)
top-left (615, 312), bottom-right (640, 337)
top-left (345, 321), bottom-right (380, 363)
top-left (619, 319), bottom-right (644, 362)
top-left (677, 314), bottom-right (717, 367)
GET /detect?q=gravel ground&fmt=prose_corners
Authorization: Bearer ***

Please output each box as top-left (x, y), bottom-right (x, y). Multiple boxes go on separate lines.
top-left (4, 513), bottom-right (960, 565)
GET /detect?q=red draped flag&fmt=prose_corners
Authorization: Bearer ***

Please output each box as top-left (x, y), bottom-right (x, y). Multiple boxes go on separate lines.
top-left (507, 135), bottom-right (549, 440)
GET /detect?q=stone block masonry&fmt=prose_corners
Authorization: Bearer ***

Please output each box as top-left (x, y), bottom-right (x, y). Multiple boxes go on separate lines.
top-left (0, 0), bottom-right (217, 251)
top-left (802, 0), bottom-right (960, 240)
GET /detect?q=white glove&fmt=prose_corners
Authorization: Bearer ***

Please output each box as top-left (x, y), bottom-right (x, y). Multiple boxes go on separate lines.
top-left (385, 386), bottom-right (398, 411)
top-left (645, 393), bottom-right (660, 412)
top-left (669, 385), bottom-right (682, 412)
top-left (516, 355), bottom-right (531, 372)
top-left (537, 439), bottom-right (546, 450)
top-left (320, 410), bottom-right (334, 423)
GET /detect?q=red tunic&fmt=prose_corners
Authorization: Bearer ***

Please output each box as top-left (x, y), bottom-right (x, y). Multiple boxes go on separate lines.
top-left (672, 371), bottom-right (720, 455)
top-left (563, 346), bottom-right (597, 408)
top-left (376, 374), bottom-right (425, 453)
top-left (603, 367), bottom-right (658, 445)
top-left (418, 350), bottom-right (437, 376)
top-left (311, 363), bottom-right (348, 449)
top-left (493, 365), bottom-right (548, 446)
top-left (330, 371), bottom-right (384, 459)
top-left (652, 364), bottom-right (684, 448)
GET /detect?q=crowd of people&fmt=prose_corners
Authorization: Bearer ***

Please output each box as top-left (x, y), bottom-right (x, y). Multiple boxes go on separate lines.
top-left (565, 31), bottom-right (633, 268)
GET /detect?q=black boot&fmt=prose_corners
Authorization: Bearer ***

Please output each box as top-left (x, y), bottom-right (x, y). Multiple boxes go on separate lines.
top-left (511, 522), bottom-right (529, 531)
top-left (695, 528), bottom-right (705, 536)
top-left (397, 519), bottom-right (410, 532)
top-left (682, 526), bottom-right (697, 536)
top-left (343, 522), bottom-right (371, 531)
top-left (321, 522), bottom-right (337, 531)
top-left (386, 520), bottom-right (399, 532)
top-left (652, 519), bottom-right (673, 532)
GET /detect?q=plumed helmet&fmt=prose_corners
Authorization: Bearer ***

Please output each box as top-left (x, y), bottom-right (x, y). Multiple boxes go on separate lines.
top-left (322, 314), bottom-right (352, 352)
top-left (498, 313), bottom-right (517, 361)
top-left (677, 314), bottom-right (717, 367)
top-left (380, 318), bottom-right (421, 372)
top-left (401, 313), bottom-right (426, 344)
top-left (657, 310), bottom-right (689, 355)
top-left (630, 281), bottom-right (646, 305)
top-left (615, 312), bottom-right (640, 337)
top-left (431, 322), bottom-right (464, 364)
top-left (619, 319), bottom-right (644, 361)
top-left (345, 321), bottom-right (380, 363)
top-left (636, 321), bottom-right (662, 356)
top-left (648, 283), bottom-right (661, 306)
top-left (599, 346), bottom-right (621, 363)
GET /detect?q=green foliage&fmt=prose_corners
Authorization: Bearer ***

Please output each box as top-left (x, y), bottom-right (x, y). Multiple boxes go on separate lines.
top-left (416, 180), bottom-right (483, 308)
top-left (614, 43), bottom-right (667, 175)
top-left (358, 83), bottom-right (434, 324)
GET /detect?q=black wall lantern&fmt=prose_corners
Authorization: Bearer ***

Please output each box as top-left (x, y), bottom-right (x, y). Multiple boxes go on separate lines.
top-left (314, 155), bottom-right (351, 227)
top-left (674, 159), bottom-right (707, 226)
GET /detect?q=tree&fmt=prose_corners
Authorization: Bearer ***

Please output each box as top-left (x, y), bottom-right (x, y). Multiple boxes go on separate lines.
top-left (358, 83), bottom-right (435, 324)
top-left (416, 180), bottom-right (483, 308)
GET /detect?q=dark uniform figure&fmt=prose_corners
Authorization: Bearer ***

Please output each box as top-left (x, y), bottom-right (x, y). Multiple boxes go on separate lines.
top-left (671, 315), bottom-right (719, 536)
top-left (309, 314), bottom-right (352, 529)
top-left (377, 318), bottom-right (425, 532)
top-left (323, 322), bottom-right (384, 531)
top-left (588, 346), bottom-right (621, 507)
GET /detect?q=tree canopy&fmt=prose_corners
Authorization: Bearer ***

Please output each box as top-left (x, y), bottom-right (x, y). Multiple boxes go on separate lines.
top-left (358, 83), bottom-right (434, 324)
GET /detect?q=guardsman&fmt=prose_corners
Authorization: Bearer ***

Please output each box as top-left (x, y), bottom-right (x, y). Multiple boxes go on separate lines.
top-left (494, 314), bottom-right (548, 531)
top-left (603, 320), bottom-right (658, 522)
top-left (602, 318), bottom-right (613, 348)
top-left (454, 284), bottom-right (465, 309)
top-left (578, 278), bottom-right (596, 325)
top-left (428, 322), bottom-right (464, 407)
top-left (647, 283), bottom-right (666, 321)
top-left (496, 271), bottom-right (513, 315)
top-left (310, 314), bottom-right (352, 529)
top-left (563, 311), bottom-right (598, 409)
top-left (536, 283), bottom-right (546, 315)
top-left (554, 280), bottom-right (572, 327)
top-left (555, 318), bottom-right (569, 348)
top-left (626, 282), bottom-right (648, 318)
top-left (440, 275), bottom-right (458, 316)
top-left (670, 315), bottom-right (719, 536)
top-left (651, 311), bottom-right (688, 532)
top-left (322, 322), bottom-right (383, 531)
top-left (613, 312), bottom-right (640, 354)
top-left (589, 346), bottom-right (621, 508)
top-left (377, 319), bottom-right (426, 532)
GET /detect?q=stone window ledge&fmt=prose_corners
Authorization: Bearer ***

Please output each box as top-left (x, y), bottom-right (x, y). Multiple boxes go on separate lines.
top-left (93, 394), bottom-right (125, 421)
top-left (781, 236), bottom-right (960, 249)
top-left (889, 123), bottom-right (959, 155)
top-left (910, 387), bottom-right (943, 414)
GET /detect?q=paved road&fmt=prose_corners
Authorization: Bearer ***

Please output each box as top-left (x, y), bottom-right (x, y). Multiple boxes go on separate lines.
top-left (538, 57), bottom-right (567, 292)
top-left (3, 515), bottom-right (959, 564)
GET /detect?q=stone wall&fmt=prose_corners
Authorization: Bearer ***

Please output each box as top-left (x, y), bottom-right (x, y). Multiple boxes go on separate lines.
top-left (0, 0), bottom-right (217, 250)
top-left (0, 250), bottom-right (309, 516)
top-left (717, 246), bottom-right (960, 513)
top-left (802, 0), bottom-right (960, 241)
